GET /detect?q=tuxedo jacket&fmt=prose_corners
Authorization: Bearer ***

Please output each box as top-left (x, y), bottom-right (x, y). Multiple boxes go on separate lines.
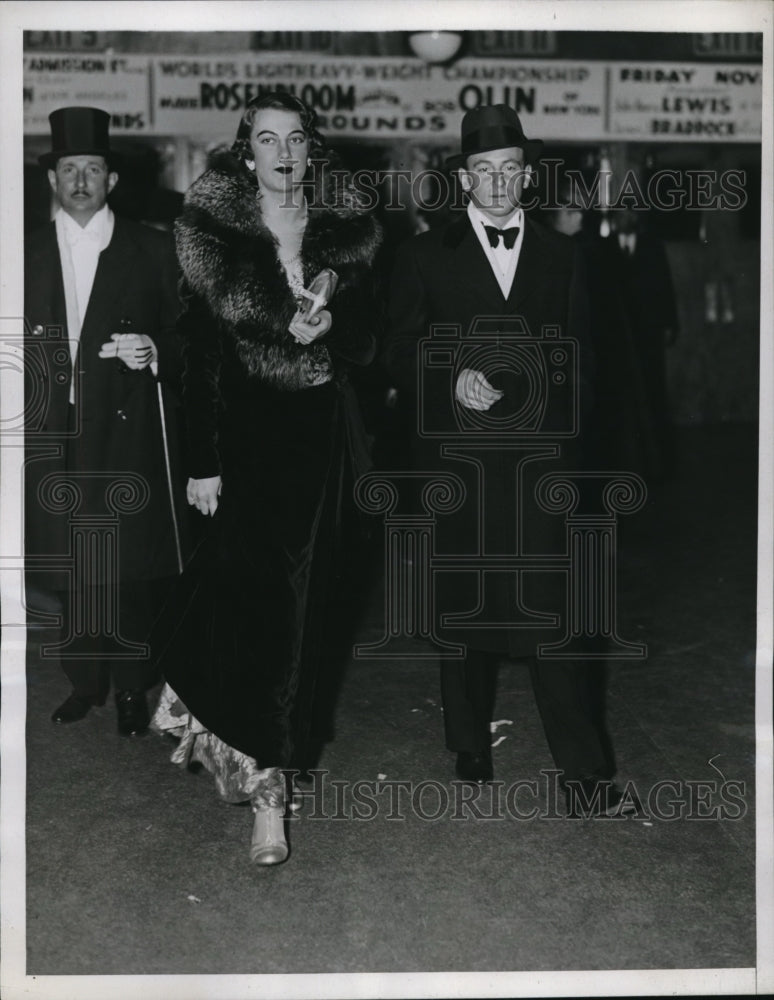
top-left (24, 216), bottom-right (186, 589)
top-left (381, 211), bottom-right (594, 656)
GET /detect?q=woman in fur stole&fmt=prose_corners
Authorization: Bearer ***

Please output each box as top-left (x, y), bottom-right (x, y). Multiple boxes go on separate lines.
top-left (151, 92), bottom-right (382, 865)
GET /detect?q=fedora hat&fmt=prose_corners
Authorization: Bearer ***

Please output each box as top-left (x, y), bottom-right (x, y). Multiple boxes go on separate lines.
top-left (39, 106), bottom-right (119, 170)
top-left (445, 104), bottom-right (543, 170)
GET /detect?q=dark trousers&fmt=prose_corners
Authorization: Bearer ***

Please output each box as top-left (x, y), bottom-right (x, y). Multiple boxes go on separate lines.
top-left (56, 579), bottom-right (171, 704)
top-left (441, 648), bottom-right (616, 782)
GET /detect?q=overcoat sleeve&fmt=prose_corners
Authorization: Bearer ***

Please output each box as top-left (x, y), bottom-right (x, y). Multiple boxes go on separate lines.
top-left (145, 228), bottom-right (183, 388)
top-left (178, 282), bottom-right (224, 480)
top-left (322, 219), bottom-right (383, 368)
top-left (380, 237), bottom-right (427, 395)
top-left (568, 243), bottom-right (595, 421)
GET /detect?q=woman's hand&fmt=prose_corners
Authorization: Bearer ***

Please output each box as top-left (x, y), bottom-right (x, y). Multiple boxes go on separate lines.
top-left (186, 476), bottom-right (222, 516)
top-left (288, 308), bottom-right (332, 345)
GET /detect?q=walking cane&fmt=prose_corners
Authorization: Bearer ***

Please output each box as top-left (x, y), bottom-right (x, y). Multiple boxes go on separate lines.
top-left (156, 377), bottom-right (184, 575)
top-left (116, 321), bottom-right (184, 575)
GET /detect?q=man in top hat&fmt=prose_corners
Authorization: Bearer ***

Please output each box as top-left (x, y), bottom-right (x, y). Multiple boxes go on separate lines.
top-left (25, 107), bottom-right (186, 735)
top-left (383, 105), bottom-right (630, 813)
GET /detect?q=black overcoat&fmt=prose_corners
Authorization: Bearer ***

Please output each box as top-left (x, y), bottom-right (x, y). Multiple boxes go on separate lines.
top-left (382, 211), bottom-right (593, 657)
top-left (24, 217), bottom-right (185, 592)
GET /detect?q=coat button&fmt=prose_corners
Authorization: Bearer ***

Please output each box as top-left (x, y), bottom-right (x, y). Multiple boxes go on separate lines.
top-left (117, 409), bottom-right (127, 420)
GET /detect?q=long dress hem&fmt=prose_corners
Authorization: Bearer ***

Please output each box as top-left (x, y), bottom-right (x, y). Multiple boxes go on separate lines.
top-left (151, 682), bottom-right (285, 808)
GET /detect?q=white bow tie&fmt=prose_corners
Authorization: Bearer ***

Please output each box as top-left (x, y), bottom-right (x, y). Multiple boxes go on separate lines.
top-left (67, 227), bottom-right (102, 247)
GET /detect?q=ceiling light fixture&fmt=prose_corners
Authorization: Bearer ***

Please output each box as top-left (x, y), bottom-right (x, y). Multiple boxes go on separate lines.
top-left (408, 31), bottom-right (463, 63)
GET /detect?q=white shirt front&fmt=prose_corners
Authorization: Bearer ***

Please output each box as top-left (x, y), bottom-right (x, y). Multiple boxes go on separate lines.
top-left (467, 202), bottom-right (525, 299)
top-left (54, 204), bottom-right (115, 402)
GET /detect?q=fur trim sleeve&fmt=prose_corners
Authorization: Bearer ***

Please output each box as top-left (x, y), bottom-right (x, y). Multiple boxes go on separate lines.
top-left (298, 210), bottom-right (383, 368)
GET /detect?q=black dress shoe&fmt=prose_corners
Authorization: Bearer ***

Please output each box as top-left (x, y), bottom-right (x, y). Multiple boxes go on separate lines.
top-left (455, 750), bottom-right (494, 784)
top-left (115, 690), bottom-right (150, 737)
top-left (51, 693), bottom-right (92, 725)
top-left (564, 777), bottom-right (642, 818)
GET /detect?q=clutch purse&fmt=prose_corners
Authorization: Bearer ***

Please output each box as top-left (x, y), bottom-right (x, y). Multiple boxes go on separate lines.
top-left (297, 268), bottom-right (339, 320)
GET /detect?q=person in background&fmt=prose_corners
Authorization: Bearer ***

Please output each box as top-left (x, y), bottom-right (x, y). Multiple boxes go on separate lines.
top-left (25, 106), bottom-right (185, 737)
top-left (542, 176), bottom-right (585, 239)
top-left (150, 92), bottom-right (382, 866)
top-left (585, 207), bottom-right (680, 481)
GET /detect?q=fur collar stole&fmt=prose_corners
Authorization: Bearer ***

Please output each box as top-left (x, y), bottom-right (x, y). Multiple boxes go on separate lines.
top-left (175, 152), bottom-right (381, 390)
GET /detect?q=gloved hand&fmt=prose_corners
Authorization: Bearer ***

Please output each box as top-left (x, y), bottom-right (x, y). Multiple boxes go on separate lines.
top-left (99, 333), bottom-right (158, 370)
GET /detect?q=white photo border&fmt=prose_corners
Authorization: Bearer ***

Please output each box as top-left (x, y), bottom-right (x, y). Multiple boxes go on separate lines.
top-left (2, 2), bottom-right (772, 998)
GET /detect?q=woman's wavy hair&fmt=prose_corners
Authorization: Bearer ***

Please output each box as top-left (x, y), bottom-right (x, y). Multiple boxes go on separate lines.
top-left (230, 90), bottom-right (365, 212)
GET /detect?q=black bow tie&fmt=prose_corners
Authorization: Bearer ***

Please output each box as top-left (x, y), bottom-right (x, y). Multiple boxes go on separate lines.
top-left (484, 224), bottom-right (520, 250)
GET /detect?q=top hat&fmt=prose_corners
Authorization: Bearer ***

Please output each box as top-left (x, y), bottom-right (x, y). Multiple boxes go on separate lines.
top-left (38, 107), bottom-right (118, 170)
top-left (445, 104), bottom-right (543, 170)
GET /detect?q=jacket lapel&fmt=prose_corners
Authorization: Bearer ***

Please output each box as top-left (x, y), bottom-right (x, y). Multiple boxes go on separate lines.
top-left (443, 213), bottom-right (552, 311)
top-left (28, 225), bottom-right (67, 329)
top-left (506, 218), bottom-right (548, 311)
top-left (80, 219), bottom-right (139, 340)
top-left (444, 214), bottom-right (508, 305)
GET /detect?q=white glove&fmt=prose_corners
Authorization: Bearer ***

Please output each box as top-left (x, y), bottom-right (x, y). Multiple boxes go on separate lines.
top-left (99, 333), bottom-right (158, 371)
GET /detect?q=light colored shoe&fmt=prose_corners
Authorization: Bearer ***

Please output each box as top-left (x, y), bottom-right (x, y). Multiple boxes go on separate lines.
top-left (250, 804), bottom-right (288, 866)
top-left (249, 767), bottom-right (288, 865)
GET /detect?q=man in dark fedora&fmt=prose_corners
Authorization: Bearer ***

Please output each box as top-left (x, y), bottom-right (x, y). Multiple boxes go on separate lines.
top-left (25, 106), bottom-right (186, 735)
top-left (383, 105), bottom-right (631, 814)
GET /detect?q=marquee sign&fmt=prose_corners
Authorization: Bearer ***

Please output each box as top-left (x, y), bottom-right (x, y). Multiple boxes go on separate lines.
top-left (23, 52), bottom-right (762, 143)
top-left (23, 52), bottom-right (150, 132)
top-left (609, 61), bottom-right (763, 140)
top-left (150, 56), bottom-right (607, 141)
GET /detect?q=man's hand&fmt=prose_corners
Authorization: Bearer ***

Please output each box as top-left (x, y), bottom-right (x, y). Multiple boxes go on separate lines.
top-left (288, 308), bottom-right (332, 345)
top-left (455, 369), bottom-right (504, 410)
top-left (186, 476), bottom-right (221, 517)
top-left (99, 333), bottom-right (158, 370)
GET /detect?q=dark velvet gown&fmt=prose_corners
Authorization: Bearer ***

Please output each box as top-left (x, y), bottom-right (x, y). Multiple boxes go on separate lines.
top-left (157, 372), bottom-right (350, 770)
top-left (150, 154), bottom-right (381, 778)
